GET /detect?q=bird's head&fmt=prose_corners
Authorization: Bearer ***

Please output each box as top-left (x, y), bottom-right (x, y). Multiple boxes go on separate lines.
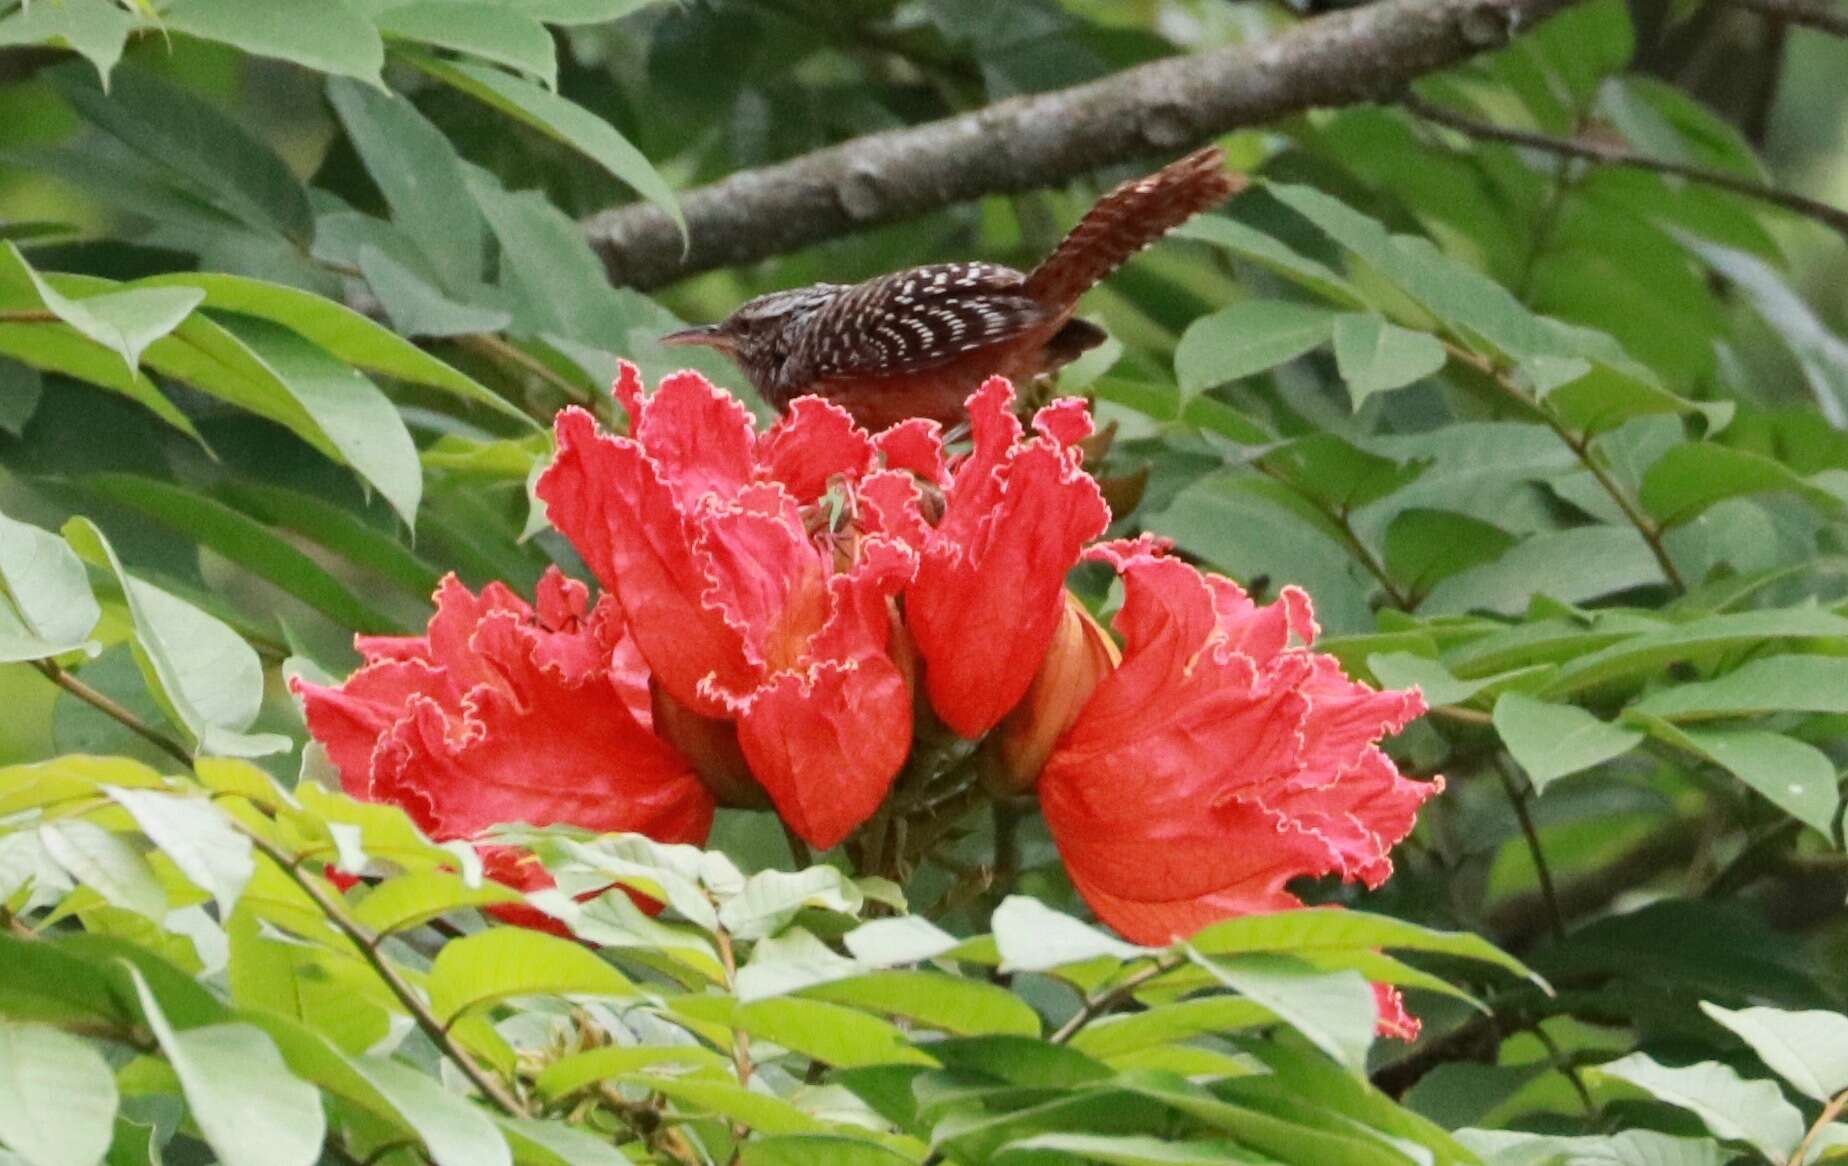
top-left (660, 284), bottom-right (843, 395)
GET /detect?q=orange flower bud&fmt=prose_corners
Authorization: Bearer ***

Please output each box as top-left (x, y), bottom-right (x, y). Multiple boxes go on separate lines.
top-left (981, 591), bottom-right (1120, 795)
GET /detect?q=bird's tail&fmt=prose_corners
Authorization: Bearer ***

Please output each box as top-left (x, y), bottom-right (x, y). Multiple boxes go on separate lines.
top-left (1024, 146), bottom-right (1245, 309)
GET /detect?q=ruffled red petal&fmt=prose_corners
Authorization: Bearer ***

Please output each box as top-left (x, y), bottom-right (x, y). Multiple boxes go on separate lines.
top-left (902, 378), bottom-right (1109, 738)
top-left (369, 607), bottom-right (712, 844)
top-left (1040, 546), bottom-right (1441, 993)
top-left (539, 407), bottom-right (754, 715)
top-left (759, 396), bottom-right (877, 502)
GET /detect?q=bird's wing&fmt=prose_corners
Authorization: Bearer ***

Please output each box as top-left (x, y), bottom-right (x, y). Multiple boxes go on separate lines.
top-left (794, 261), bottom-right (1049, 380)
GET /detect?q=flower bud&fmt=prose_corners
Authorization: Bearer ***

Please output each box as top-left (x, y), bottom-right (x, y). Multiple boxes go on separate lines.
top-left (980, 591), bottom-right (1120, 795)
top-left (649, 679), bottom-right (769, 810)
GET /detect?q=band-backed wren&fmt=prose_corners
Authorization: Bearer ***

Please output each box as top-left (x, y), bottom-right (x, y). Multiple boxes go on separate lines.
top-left (661, 146), bottom-right (1245, 431)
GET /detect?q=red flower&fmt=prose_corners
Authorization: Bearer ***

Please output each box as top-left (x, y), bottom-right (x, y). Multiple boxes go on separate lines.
top-left (536, 366), bottom-right (915, 848)
top-left (293, 568), bottom-right (714, 922)
top-left (1037, 541), bottom-right (1440, 1031)
top-left (869, 378), bottom-right (1110, 739)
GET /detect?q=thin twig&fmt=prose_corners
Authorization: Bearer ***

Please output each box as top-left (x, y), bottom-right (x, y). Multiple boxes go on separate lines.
top-left (712, 921), bottom-right (754, 1150)
top-left (1050, 953), bottom-right (1186, 1044)
top-left (1404, 93), bottom-right (1848, 239)
top-left (29, 659), bottom-right (194, 767)
top-left (0, 309), bottom-right (59, 323)
top-left (1789, 1088), bottom-right (1848, 1166)
top-left (455, 333), bottom-right (597, 408)
top-left (1333, 505), bottom-right (1413, 609)
top-left (1494, 756), bottom-right (1566, 942)
top-left (231, 821), bottom-right (530, 1118)
top-left (1440, 341), bottom-right (1686, 592)
top-left (1528, 1022), bottom-right (1597, 1118)
top-left (1722, 0), bottom-right (1848, 36)
top-left (1430, 704), bottom-right (1493, 727)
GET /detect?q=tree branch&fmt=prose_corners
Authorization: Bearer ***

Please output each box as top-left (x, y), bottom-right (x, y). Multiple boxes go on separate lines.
top-left (1403, 93), bottom-right (1848, 238)
top-left (583, 0), bottom-right (1587, 289)
top-left (30, 659), bottom-right (195, 768)
top-left (1722, 0), bottom-right (1848, 37)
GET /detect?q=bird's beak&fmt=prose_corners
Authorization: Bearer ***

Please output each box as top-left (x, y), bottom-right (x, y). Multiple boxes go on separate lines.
top-left (660, 324), bottom-right (734, 351)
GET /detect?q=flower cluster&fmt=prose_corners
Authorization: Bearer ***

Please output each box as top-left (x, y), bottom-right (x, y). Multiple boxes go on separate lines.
top-left (296, 364), bottom-right (1441, 1033)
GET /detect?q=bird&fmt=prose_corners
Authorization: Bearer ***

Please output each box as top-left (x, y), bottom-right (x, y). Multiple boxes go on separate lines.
top-left (660, 146), bottom-right (1246, 432)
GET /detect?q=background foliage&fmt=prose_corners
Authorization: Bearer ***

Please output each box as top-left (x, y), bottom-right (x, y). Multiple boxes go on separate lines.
top-left (1, 0), bottom-right (1847, 1163)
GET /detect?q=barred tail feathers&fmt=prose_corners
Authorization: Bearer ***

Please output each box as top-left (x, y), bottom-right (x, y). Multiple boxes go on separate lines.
top-left (1024, 146), bottom-right (1244, 309)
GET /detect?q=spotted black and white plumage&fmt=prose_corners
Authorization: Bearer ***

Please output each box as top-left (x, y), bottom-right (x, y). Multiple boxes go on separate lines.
top-left (796, 262), bottom-right (1048, 378)
top-left (666, 146), bottom-right (1244, 423)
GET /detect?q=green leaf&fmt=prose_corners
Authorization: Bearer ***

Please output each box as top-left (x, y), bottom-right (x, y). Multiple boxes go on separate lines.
top-left (350, 1055), bottom-right (511, 1166)
top-left (125, 965), bottom-right (325, 1166)
top-left (1458, 1128), bottom-right (1727, 1166)
top-left (1332, 313), bottom-right (1448, 406)
top-left (492, 1116), bottom-right (630, 1166)
top-left (0, 356), bottom-right (42, 436)
top-left (0, 508), bottom-right (100, 661)
top-left (1383, 509), bottom-right (1516, 602)
top-left (733, 997), bottom-right (936, 1068)
top-left (1631, 718), bottom-right (1841, 838)
top-left (0, 243), bottom-right (202, 375)
top-left (428, 929), bottom-right (637, 1026)
top-left (1259, 432), bottom-right (1429, 512)
top-left (739, 1138), bottom-right (915, 1166)
top-left (1187, 953), bottom-right (1379, 1074)
top-left (842, 916), bottom-right (960, 966)
top-left (1151, 474), bottom-right (1370, 634)
top-left (534, 1046), bottom-right (729, 1101)
top-left (217, 481), bottom-right (442, 596)
top-left (1640, 443), bottom-right (1844, 527)
top-left (716, 866), bottom-right (864, 940)
top-left (0, 0), bottom-right (132, 86)
top-left (161, 0), bottom-right (385, 82)
top-left (1541, 608), bottom-right (1848, 697)
top-left (997, 1134), bottom-right (1268, 1165)
top-left (80, 474), bottom-right (396, 631)
top-left (357, 246), bottom-right (512, 338)
top-left (133, 272), bottom-right (532, 427)
top-left (1699, 1003), bottom-right (1848, 1102)
top-left (62, 517), bottom-right (289, 757)
top-left (227, 910), bottom-right (390, 1055)
top-left (213, 317), bottom-right (422, 527)
top-left (1068, 998), bottom-right (1274, 1060)
top-left (46, 63), bottom-right (314, 241)
top-left (623, 1075), bottom-right (827, 1134)
top-left (37, 819), bottom-right (166, 921)
top-left (1366, 652), bottom-right (1499, 707)
top-left (352, 869), bottom-right (522, 936)
top-left (376, 3), bottom-right (556, 88)
top-left (801, 971), bottom-right (1043, 1037)
top-left (0, 1020), bottom-right (119, 1166)
top-left (1188, 908), bottom-right (1539, 985)
top-left (1120, 1073), bottom-right (1410, 1166)
top-left (1630, 655), bottom-right (1848, 722)
top-left (1174, 300), bottom-right (1336, 395)
top-left (1691, 240), bottom-right (1848, 426)
top-left (325, 77), bottom-right (490, 296)
top-left (1493, 693), bottom-right (1644, 794)
top-left (990, 896), bottom-right (1149, 972)
top-left (0, 323), bottom-right (197, 440)
top-left (498, 0), bottom-right (658, 22)
top-left (1596, 1052), bottom-right (1804, 1162)
top-left (400, 51), bottom-right (682, 232)
top-left (1173, 215), bottom-right (1366, 308)
top-left (103, 786), bottom-right (252, 917)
